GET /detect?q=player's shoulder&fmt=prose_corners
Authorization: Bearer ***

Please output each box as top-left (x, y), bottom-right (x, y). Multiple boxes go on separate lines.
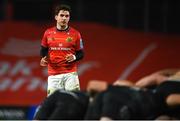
top-left (69, 26), bottom-right (80, 34)
top-left (44, 26), bottom-right (56, 34)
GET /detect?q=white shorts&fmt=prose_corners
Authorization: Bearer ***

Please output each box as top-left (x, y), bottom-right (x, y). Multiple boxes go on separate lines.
top-left (47, 72), bottom-right (80, 96)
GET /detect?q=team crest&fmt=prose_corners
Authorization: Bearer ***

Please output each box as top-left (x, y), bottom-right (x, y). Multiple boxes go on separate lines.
top-left (66, 37), bottom-right (73, 42)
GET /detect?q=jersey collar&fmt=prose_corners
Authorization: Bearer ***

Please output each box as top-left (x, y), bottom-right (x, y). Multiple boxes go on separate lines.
top-left (56, 26), bottom-right (70, 32)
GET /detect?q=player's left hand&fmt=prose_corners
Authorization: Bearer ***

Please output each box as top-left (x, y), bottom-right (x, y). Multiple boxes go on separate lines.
top-left (40, 56), bottom-right (48, 66)
top-left (65, 54), bottom-right (76, 62)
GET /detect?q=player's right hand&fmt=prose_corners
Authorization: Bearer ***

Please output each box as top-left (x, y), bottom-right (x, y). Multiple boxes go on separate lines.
top-left (40, 56), bottom-right (48, 66)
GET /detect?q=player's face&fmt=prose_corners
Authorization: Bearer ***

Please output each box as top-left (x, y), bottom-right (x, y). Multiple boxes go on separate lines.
top-left (55, 10), bottom-right (70, 28)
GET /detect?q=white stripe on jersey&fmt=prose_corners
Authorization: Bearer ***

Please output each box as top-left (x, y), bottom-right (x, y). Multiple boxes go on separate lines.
top-left (80, 39), bottom-right (84, 49)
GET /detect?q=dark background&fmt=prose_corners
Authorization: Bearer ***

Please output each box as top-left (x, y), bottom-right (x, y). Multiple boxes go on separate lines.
top-left (0, 0), bottom-right (180, 33)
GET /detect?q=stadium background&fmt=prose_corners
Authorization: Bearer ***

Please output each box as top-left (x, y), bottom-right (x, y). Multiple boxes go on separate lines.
top-left (0, 0), bottom-right (180, 119)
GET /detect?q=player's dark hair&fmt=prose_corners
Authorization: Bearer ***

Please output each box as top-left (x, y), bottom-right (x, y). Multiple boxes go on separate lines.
top-left (54, 4), bottom-right (71, 15)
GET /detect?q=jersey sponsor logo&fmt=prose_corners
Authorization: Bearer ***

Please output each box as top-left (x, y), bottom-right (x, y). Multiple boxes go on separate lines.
top-left (48, 37), bottom-right (67, 41)
top-left (66, 37), bottom-right (73, 42)
top-left (47, 37), bottom-right (55, 41)
top-left (50, 47), bottom-right (71, 51)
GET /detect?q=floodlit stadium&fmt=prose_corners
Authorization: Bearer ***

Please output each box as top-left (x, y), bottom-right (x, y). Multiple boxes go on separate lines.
top-left (0, 0), bottom-right (180, 120)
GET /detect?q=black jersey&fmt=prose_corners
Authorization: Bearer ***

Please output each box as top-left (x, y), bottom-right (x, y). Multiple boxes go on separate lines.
top-left (85, 81), bottom-right (180, 120)
top-left (155, 81), bottom-right (180, 119)
top-left (85, 85), bottom-right (161, 120)
top-left (34, 90), bottom-right (89, 120)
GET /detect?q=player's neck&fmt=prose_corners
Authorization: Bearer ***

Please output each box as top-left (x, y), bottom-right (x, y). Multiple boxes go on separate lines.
top-left (56, 24), bottom-right (68, 31)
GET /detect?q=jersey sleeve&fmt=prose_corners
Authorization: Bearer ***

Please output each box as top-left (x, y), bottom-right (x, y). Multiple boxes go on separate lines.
top-left (75, 32), bottom-right (84, 51)
top-left (41, 30), bottom-right (48, 47)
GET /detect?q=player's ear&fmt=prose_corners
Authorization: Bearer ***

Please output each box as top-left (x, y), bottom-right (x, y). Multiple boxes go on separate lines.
top-left (55, 15), bottom-right (58, 21)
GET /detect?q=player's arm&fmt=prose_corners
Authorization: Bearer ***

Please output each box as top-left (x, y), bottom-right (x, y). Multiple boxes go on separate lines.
top-left (135, 69), bottom-right (180, 88)
top-left (166, 94), bottom-right (180, 106)
top-left (65, 49), bottom-right (84, 63)
top-left (40, 46), bottom-right (48, 57)
top-left (70, 32), bottom-right (84, 62)
top-left (135, 73), bottom-right (169, 88)
top-left (40, 46), bottom-right (48, 66)
top-left (40, 29), bottom-right (49, 67)
top-left (75, 49), bottom-right (84, 61)
top-left (156, 68), bottom-right (180, 77)
top-left (87, 80), bottom-right (108, 93)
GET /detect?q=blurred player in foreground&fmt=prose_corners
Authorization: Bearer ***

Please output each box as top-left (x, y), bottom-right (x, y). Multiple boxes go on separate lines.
top-left (86, 69), bottom-right (180, 120)
top-left (34, 69), bottom-right (180, 120)
top-left (34, 90), bottom-right (89, 120)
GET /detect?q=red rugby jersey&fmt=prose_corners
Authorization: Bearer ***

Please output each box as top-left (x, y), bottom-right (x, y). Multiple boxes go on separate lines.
top-left (41, 26), bottom-right (83, 75)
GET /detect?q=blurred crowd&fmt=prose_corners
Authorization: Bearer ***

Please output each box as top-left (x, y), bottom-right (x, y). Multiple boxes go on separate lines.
top-left (34, 69), bottom-right (180, 120)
